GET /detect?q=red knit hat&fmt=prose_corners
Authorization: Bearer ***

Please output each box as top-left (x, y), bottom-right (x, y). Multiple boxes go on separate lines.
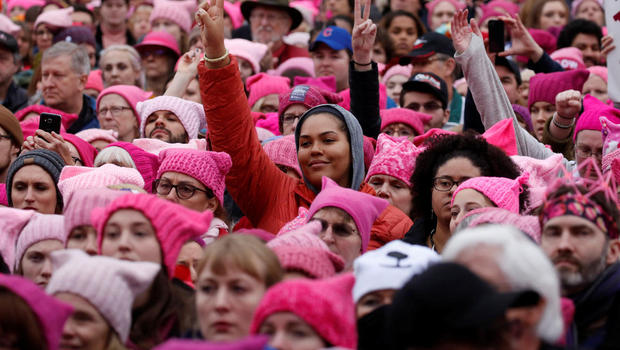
top-left (246, 73), bottom-right (290, 108)
top-left (250, 273), bottom-right (356, 349)
top-left (528, 70), bottom-right (590, 110)
top-left (92, 193), bottom-right (213, 277)
top-left (380, 108), bottom-right (432, 136)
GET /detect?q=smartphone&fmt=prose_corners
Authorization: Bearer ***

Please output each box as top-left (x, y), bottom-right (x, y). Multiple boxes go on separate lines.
top-left (38, 112), bottom-right (61, 134)
top-left (488, 20), bottom-right (505, 53)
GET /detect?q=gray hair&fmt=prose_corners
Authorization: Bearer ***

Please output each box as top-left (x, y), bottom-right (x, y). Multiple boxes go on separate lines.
top-left (42, 41), bottom-right (90, 76)
top-left (94, 146), bottom-right (136, 168)
top-left (100, 44), bottom-right (145, 88)
top-left (442, 225), bottom-right (564, 343)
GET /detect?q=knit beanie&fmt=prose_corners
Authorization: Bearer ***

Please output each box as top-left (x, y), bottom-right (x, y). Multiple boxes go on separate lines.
top-left (426, 0), bottom-right (465, 15)
top-left (380, 108), bottom-right (431, 136)
top-left (6, 149), bottom-right (65, 208)
top-left (381, 64), bottom-right (412, 86)
top-left (452, 173), bottom-right (529, 214)
top-left (365, 133), bottom-right (423, 187)
top-left (511, 154), bottom-right (563, 211)
top-left (0, 207), bottom-right (35, 273)
top-left (63, 188), bottom-right (126, 240)
top-left (512, 104), bottom-right (534, 132)
top-left (104, 141), bottom-right (159, 192)
top-left (223, 1), bottom-right (244, 29)
top-left (62, 133), bottom-right (98, 167)
top-left (92, 193), bottom-right (213, 277)
top-left (34, 7), bottom-right (73, 29)
top-left (0, 104), bottom-right (22, 145)
top-left (225, 39), bottom-right (268, 75)
top-left (263, 135), bottom-right (301, 177)
top-left (601, 116), bottom-right (620, 173)
top-left (293, 76), bottom-right (336, 93)
top-left (353, 240), bottom-right (439, 303)
top-left (132, 138), bottom-right (208, 155)
top-left (550, 47), bottom-right (585, 70)
top-left (14, 105), bottom-right (78, 130)
top-left (256, 125), bottom-right (276, 141)
top-left (14, 213), bottom-right (65, 272)
top-left (0, 274), bottom-right (73, 350)
top-left (97, 85), bottom-right (153, 125)
top-left (47, 249), bottom-right (160, 342)
top-left (7, 0), bottom-right (45, 14)
top-left (458, 207), bottom-right (542, 243)
top-left (137, 96), bottom-right (205, 140)
top-left (250, 273), bottom-right (357, 349)
top-left (58, 164), bottom-right (144, 201)
top-left (267, 221), bottom-right (345, 279)
top-left (574, 95), bottom-right (620, 141)
top-left (75, 128), bottom-right (118, 144)
top-left (154, 336), bottom-right (270, 350)
top-left (156, 148), bottom-right (232, 205)
top-left (528, 70), bottom-right (590, 110)
top-left (0, 15), bottom-right (19, 36)
top-left (278, 85), bottom-right (342, 132)
top-left (571, 0), bottom-right (602, 17)
top-left (246, 73), bottom-right (291, 108)
top-left (149, 0), bottom-right (193, 34)
top-left (307, 177), bottom-right (389, 252)
top-left (273, 57), bottom-right (315, 77)
top-left (55, 26), bottom-right (96, 48)
top-left (588, 66), bottom-right (607, 84)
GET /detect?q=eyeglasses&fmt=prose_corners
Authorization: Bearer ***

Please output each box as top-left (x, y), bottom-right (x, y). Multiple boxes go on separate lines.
top-left (406, 101), bottom-right (443, 112)
top-left (282, 113), bottom-right (303, 125)
top-left (154, 179), bottom-right (211, 200)
top-left (575, 147), bottom-right (602, 161)
top-left (432, 176), bottom-right (470, 192)
top-left (72, 157), bottom-right (84, 166)
top-left (141, 48), bottom-right (167, 58)
top-left (98, 106), bottom-right (132, 118)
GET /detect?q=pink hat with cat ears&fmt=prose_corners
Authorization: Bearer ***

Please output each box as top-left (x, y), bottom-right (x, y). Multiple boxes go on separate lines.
top-left (601, 116), bottom-right (620, 176)
top-left (365, 133), bottom-right (424, 187)
top-left (452, 173), bottom-right (529, 214)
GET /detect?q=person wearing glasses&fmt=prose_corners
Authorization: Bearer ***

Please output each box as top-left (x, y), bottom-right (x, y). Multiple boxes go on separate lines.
top-left (400, 72), bottom-right (450, 130)
top-left (134, 31), bottom-right (180, 96)
top-left (96, 85), bottom-right (153, 142)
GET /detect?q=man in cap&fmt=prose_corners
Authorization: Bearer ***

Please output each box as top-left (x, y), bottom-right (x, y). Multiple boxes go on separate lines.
top-left (310, 26), bottom-right (352, 92)
top-left (0, 105), bottom-right (22, 183)
top-left (400, 72), bottom-right (450, 130)
top-left (0, 31), bottom-right (27, 113)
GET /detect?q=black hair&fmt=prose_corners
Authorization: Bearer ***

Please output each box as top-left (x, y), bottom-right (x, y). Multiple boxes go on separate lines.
top-left (326, 15), bottom-right (354, 33)
top-left (374, 27), bottom-right (395, 63)
top-left (557, 19), bottom-right (602, 49)
top-left (379, 10), bottom-right (426, 45)
top-left (72, 4), bottom-right (95, 24)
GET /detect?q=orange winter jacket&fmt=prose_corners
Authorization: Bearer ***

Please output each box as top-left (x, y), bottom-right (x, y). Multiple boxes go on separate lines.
top-left (198, 58), bottom-right (412, 249)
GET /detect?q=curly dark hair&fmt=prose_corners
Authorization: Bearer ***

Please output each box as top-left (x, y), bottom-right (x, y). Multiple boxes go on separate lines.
top-left (557, 19), bottom-right (602, 49)
top-left (379, 10), bottom-right (426, 44)
top-left (410, 133), bottom-right (527, 219)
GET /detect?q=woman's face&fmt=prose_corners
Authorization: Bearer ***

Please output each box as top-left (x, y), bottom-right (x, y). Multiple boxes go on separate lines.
top-left (312, 207), bottom-right (361, 271)
top-left (385, 75), bottom-right (409, 106)
top-left (388, 15), bottom-right (418, 57)
top-left (326, 0), bottom-right (351, 16)
top-left (130, 5), bottom-right (152, 39)
top-left (538, 1), bottom-right (568, 30)
top-left (368, 174), bottom-right (413, 215)
top-left (100, 0), bottom-right (129, 27)
top-left (372, 42), bottom-right (387, 64)
top-left (575, 0), bottom-right (604, 26)
top-left (101, 209), bottom-right (162, 265)
top-left (449, 188), bottom-right (495, 233)
top-left (156, 171), bottom-right (218, 213)
top-left (34, 24), bottom-right (53, 52)
top-left (582, 74), bottom-right (608, 103)
top-left (151, 18), bottom-right (183, 46)
top-left (297, 113), bottom-right (352, 190)
top-left (253, 94), bottom-right (280, 114)
top-left (237, 58), bottom-right (254, 84)
top-left (430, 1), bottom-right (457, 30)
top-left (196, 265), bottom-right (267, 342)
top-left (530, 101), bottom-right (556, 141)
top-left (281, 104), bottom-right (308, 136)
top-left (258, 312), bottom-right (326, 350)
top-left (67, 225), bottom-right (98, 256)
top-left (381, 122), bottom-right (416, 141)
top-left (101, 50), bottom-right (141, 87)
top-left (56, 292), bottom-right (112, 350)
top-left (356, 289), bottom-right (395, 319)
top-left (431, 157), bottom-right (482, 225)
top-left (142, 51), bottom-right (173, 80)
top-left (11, 165), bottom-right (57, 214)
top-left (97, 93), bottom-right (139, 142)
top-left (176, 241), bottom-right (204, 285)
top-left (20, 239), bottom-right (63, 288)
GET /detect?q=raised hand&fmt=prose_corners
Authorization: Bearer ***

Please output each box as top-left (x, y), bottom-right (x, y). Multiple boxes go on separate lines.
top-left (24, 130), bottom-right (75, 165)
top-left (451, 9), bottom-right (481, 55)
top-left (498, 15), bottom-right (543, 62)
top-left (195, 0), bottom-right (227, 66)
top-left (176, 48), bottom-right (202, 75)
top-left (601, 35), bottom-right (615, 62)
top-left (555, 90), bottom-right (582, 119)
top-left (351, 0), bottom-right (376, 68)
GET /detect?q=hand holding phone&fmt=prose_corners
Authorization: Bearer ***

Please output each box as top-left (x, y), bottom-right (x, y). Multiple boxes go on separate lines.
top-left (38, 113), bottom-right (62, 135)
top-left (488, 20), bottom-right (505, 53)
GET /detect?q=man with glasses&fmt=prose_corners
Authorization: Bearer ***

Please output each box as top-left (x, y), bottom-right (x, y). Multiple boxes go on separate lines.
top-left (0, 105), bottom-right (22, 184)
top-left (400, 72), bottom-right (450, 130)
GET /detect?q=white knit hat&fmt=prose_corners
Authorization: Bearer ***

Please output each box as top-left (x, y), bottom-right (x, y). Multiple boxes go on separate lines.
top-left (137, 96), bottom-right (205, 140)
top-left (46, 249), bottom-right (160, 342)
top-left (14, 213), bottom-right (65, 272)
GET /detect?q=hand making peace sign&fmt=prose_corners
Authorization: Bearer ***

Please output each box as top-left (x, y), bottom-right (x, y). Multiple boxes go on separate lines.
top-left (195, 0), bottom-right (229, 68)
top-left (351, 0), bottom-right (377, 69)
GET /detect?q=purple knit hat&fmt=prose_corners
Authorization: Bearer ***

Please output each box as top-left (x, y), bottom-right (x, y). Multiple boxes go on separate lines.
top-left (225, 39), bottom-right (268, 75)
top-left (156, 148), bottom-right (232, 205)
top-left (14, 213), bottom-right (65, 272)
top-left (263, 135), bottom-right (302, 178)
top-left (512, 104), bottom-right (534, 132)
top-left (0, 274), bottom-right (73, 350)
top-left (380, 108), bottom-right (432, 136)
top-left (528, 70), bottom-right (590, 110)
top-left (105, 141), bottom-right (160, 192)
top-left (307, 177), bottom-right (389, 252)
top-left (451, 173), bottom-right (529, 214)
top-left (574, 95), bottom-right (620, 141)
top-left (365, 133), bottom-right (424, 187)
top-left (137, 95), bottom-right (205, 140)
top-left (63, 188), bottom-right (126, 241)
top-left (149, 0), bottom-right (193, 34)
top-left (246, 73), bottom-right (291, 108)
top-left (97, 85), bottom-right (153, 125)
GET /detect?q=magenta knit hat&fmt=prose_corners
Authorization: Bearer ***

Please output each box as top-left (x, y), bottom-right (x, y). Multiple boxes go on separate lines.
top-left (246, 73), bottom-right (291, 108)
top-left (57, 164), bottom-right (145, 199)
top-left (601, 116), bottom-right (620, 173)
top-left (135, 30), bottom-right (180, 56)
top-left (588, 66), bottom-right (607, 84)
top-left (511, 154), bottom-right (563, 211)
top-left (62, 133), bottom-right (98, 167)
top-left (137, 95), bottom-right (205, 140)
top-left (278, 85), bottom-right (342, 118)
top-left (365, 133), bottom-right (423, 187)
top-left (294, 76), bottom-right (336, 92)
top-left (574, 95), bottom-right (620, 141)
top-left (381, 64), bottom-right (412, 86)
top-left (250, 273), bottom-right (356, 348)
top-left (0, 207), bottom-right (35, 272)
top-left (156, 148), bottom-right (232, 205)
top-left (225, 39), bottom-right (268, 75)
top-left (14, 213), bottom-right (65, 272)
top-left (426, 0), bottom-right (465, 15)
top-left (15, 105), bottom-right (78, 129)
top-left (47, 249), bottom-right (160, 342)
top-left (0, 274), bottom-right (73, 350)
top-left (97, 85), bottom-right (153, 125)
top-left (380, 108), bottom-right (432, 136)
top-left (550, 47), bottom-right (585, 71)
top-left (223, 1), bottom-right (244, 29)
top-left (460, 207), bottom-right (542, 243)
top-left (528, 70), bottom-right (590, 110)
top-left (149, 0), bottom-right (193, 34)
top-left (272, 57), bottom-right (315, 77)
top-left (263, 135), bottom-right (301, 177)
top-left (92, 193), bottom-right (213, 277)
top-left (452, 174), bottom-right (529, 214)
top-left (34, 7), bottom-right (73, 29)
top-left (103, 141), bottom-right (159, 192)
top-left (76, 128), bottom-right (118, 144)
top-left (307, 177), bottom-right (390, 252)
top-left (63, 188), bottom-right (126, 240)
top-left (85, 70), bottom-right (104, 92)
top-left (267, 221), bottom-right (345, 279)
top-left (153, 336), bottom-right (269, 350)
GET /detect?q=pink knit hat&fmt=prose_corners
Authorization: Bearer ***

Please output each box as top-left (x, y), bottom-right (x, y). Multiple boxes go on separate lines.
top-left (76, 128), bottom-right (118, 144)
top-left (63, 188), bottom-right (126, 241)
top-left (571, 0), bottom-right (602, 17)
top-left (137, 95), bottom-right (205, 140)
top-left (223, 1), bottom-right (244, 29)
top-left (153, 336), bottom-right (269, 350)
top-left (34, 7), bottom-right (73, 30)
top-left (254, 112), bottom-right (280, 135)
top-left (550, 47), bottom-right (586, 71)
top-left (14, 213), bottom-right (65, 272)
top-left (135, 30), bottom-right (180, 56)
top-left (278, 85), bottom-right (342, 124)
top-left (381, 64), bottom-right (412, 86)
top-left (0, 14), bottom-right (20, 36)
top-left (307, 177), bottom-right (390, 252)
top-left (133, 138), bottom-right (208, 155)
top-left (7, 0), bottom-right (45, 14)
top-left (47, 249), bottom-right (160, 342)
top-left (459, 207), bottom-right (542, 243)
top-left (272, 57), bottom-right (315, 77)
top-left (62, 133), bottom-right (98, 167)
top-left (294, 76), bottom-right (336, 92)
top-left (338, 84), bottom-right (389, 110)
top-left (267, 221), bottom-right (345, 279)
top-left (104, 141), bottom-right (159, 192)
top-left (250, 273), bottom-right (356, 348)
top-left (588, 66), bottom-right (608, 84)
top-left (225, 39), bottom-right (268, 75)
top-left (426, 0), bottom-right (465, 16)
top-left (601, 116), bottom-right (620, 173)
top-left (92, 193), bottom-right (214, 277)
top-left (85, 70), bottom-right (104, 92)
top-left (278, 206), bottom-right (311, 235)
top-left (15, 105), bottom-right (78, 129)
top-left (246, 73), bottom-right (291, 108)
top-left (149, 0), bottom-right (193, 34)
top-left (452, 173), bottom-right (529, 214)
top-left (574, 94), bottom-right (620, 141)
top-left (156, 148), bottom-right (232, 205)
top-left (0, 207), bottom-right (35, 272)
top-left (263, 135), bottom-right (302, 178)
top-left (510, 154), bottom-right (562, 211)
top-left (528, 70), bottom-right (590, 110)
top-left (365, 133), bottom-right (423, 187)
top-left (380, 108), bottom-right (432, 136)
top-left (0, 274), bottom-right (73, 350)
top-left (97, 85), bottom-right (153, 124)
top-left (57, 164), bottom-right (145, 199)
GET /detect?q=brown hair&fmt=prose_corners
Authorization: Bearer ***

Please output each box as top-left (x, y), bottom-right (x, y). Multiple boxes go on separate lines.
top-left (520, 0), bottom-right (568, 29)
top-left (0, 287), bottom-right (48, 349)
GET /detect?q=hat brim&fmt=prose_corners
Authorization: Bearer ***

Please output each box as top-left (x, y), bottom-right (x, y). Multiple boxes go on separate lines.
top-left (309, 38), bottom-right (349, 52)
top-left (134, 43), bottom-right (180, 58)
top-left (401, 80), bottom-right (447, 107)
top-left (452, 290), bottom-right (540, 329)
top-left (241, 1), bottom-right (303, 32)
top-left (399, 48), bottom-right (435, 65)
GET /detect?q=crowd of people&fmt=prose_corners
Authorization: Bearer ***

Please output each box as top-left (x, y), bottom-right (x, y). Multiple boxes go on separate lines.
top-left (0, 0), bottom-right (618, 347)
